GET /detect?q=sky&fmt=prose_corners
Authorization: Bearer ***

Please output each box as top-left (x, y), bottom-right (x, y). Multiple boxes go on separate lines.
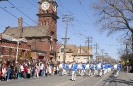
top-left (0, 0), bottom-right (126, 60)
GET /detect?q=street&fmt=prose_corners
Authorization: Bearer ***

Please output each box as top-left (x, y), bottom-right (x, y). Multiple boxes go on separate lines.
top-left (0, 71), bottom-right (132, 86)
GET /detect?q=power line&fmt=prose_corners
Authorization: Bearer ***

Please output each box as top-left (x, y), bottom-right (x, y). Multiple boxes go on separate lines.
top-left (5, 1), bottom-right (64, 40)
top-left (78, 0), bottom-right (105, 43)
top-left (8, 1), bottom-right (38, 25)
top-left (25, 0), bottom-right (38, 8)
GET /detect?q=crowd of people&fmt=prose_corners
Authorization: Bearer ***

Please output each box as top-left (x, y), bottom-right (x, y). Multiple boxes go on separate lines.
top-left (0, 59), bottom-right (121, 82)
top-left (0, 59), bottom-right (59, 81)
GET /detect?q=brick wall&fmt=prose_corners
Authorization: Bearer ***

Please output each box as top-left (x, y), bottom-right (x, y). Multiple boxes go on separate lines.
top-left (0, 40), bottom-right (31, 61)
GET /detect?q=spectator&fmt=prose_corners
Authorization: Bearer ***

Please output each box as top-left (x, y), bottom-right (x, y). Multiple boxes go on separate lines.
top-left (7, 65), bottom-right (11, 81)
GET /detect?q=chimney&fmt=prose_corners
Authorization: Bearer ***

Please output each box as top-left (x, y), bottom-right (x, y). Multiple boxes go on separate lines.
top-left (18, 17), bottom-right (23, 28)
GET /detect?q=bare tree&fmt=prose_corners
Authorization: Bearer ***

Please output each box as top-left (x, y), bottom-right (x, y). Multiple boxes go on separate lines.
top-left (90, 0), bottom-right (133, 36)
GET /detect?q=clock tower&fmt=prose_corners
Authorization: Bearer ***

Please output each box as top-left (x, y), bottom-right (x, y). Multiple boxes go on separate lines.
top-left (37, 0), bottom-right (59, 61)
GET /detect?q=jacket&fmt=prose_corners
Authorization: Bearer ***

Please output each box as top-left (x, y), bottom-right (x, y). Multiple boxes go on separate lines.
top-left (72, 64), bottom-right (78, 71)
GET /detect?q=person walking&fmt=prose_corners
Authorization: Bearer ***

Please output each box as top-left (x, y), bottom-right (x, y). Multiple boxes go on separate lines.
top-left (71, 61), bottom-right (78, 81)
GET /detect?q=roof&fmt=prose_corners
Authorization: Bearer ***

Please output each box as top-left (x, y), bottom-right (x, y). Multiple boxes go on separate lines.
top-left (58, 44), bottom-right (92, 56)
top-left (3, 25), bottom-right (49, 38)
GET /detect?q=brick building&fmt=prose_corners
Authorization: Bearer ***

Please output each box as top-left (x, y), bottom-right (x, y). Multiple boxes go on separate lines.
top-left (3, 0), bottom-right (59, 62)
top-left (0, 34), bottom-right (30, 61)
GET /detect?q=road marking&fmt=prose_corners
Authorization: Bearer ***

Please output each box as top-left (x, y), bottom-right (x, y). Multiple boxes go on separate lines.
top-left (93, 72), bottom-right (112, 86)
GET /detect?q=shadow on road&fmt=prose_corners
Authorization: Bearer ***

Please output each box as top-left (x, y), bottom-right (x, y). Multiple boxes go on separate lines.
top-left (102, 72), bottom-right (133, 86)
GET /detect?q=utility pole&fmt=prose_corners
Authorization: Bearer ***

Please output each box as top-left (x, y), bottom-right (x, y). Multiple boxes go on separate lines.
top-left (86, 37), bottom-right (92, 63)
top-left (62, 14), bottom-right (73, 63)
top-left (101, 49), bottom-right (104, 55)
top-left (94, 43), bottom-right (98, 61)
top-left (101, 49), bottom-right (104, 61)
top-left (105, 53), bottom-right (108, 61)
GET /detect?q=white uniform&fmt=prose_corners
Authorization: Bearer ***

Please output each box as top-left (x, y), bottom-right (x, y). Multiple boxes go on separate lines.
top-left (85, 63), bottom-right (91, 76)
top-left (77, 63), bottom-right (82, 75)
top-left (97, 63), bottom-right (102, 77)
top-left (113, 64), bottom-right (119, 77)
top-left (59, 63), bottom-right (63, 75)
top-left (68, 64), bottom-right (72, 75)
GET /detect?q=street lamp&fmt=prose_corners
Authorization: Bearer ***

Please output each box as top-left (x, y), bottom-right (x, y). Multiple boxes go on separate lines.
top-left (12, 38), bottom-right (27, 62)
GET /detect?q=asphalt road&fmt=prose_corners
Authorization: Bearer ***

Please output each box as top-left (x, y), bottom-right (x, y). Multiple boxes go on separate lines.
top-left (0, 71), bottom-right (132, 86)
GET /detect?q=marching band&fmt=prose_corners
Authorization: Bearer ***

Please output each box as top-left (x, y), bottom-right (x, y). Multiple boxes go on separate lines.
top-left (58, 61), bottom-right (121, 81)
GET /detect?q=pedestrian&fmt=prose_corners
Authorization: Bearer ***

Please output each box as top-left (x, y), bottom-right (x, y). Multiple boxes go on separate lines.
top-left (20, 63), bottom-right (24, 79)
top-left (35, 63), bottom-right (40, 78)
top-left (2, 65), bottom-right (7, 81)
top-left (71, 61), bottom-right (78, 81)
top-left (17, 63), bottom-right (22, 79)
top-left (27, 66), bottom-right (31, 79)
top-left (23, 64), bottom-right (28, 79)
top-left (7, 65), bottom-right (12, 81)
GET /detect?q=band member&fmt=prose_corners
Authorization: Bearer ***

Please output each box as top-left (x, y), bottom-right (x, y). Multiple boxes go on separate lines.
top-left (67, 62), bottom-right (72, 75)
top-left (77, 62), bottom-right (82, 76)
top-left (71, 61), bottom-right (78, 81)
top-left (81, 63), bottom-right (86, 76)
top-left (113, 62), bottom-right (121, 77)
top-left (102, 62), bottom-right (106, 75)
top-left (58, 61), bottom-right (63, 76)
top-left (97, 62), bottom-right (102, 77)
top-left (85, 62), bottom-right (91, 76)
top-left (91, 62), bottom-right (96, 75)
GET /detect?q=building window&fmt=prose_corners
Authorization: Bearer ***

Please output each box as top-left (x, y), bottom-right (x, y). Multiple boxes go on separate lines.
top-left (61, 48), bottom-right (64, 53)
top-left (9, 48), bottom-right (12, 55)
top-left (59, 56), bottom-right (60, 59)
top-left (69, 56), bottom-right (71, 58)
top-left (1, 47), bottom-right (5, 55)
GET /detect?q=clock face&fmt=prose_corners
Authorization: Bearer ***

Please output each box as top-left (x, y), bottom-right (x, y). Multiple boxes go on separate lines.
top-left (53, 3), bottom-right (57, 12)
top-left (41, 2), bottom-right (50, 10)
